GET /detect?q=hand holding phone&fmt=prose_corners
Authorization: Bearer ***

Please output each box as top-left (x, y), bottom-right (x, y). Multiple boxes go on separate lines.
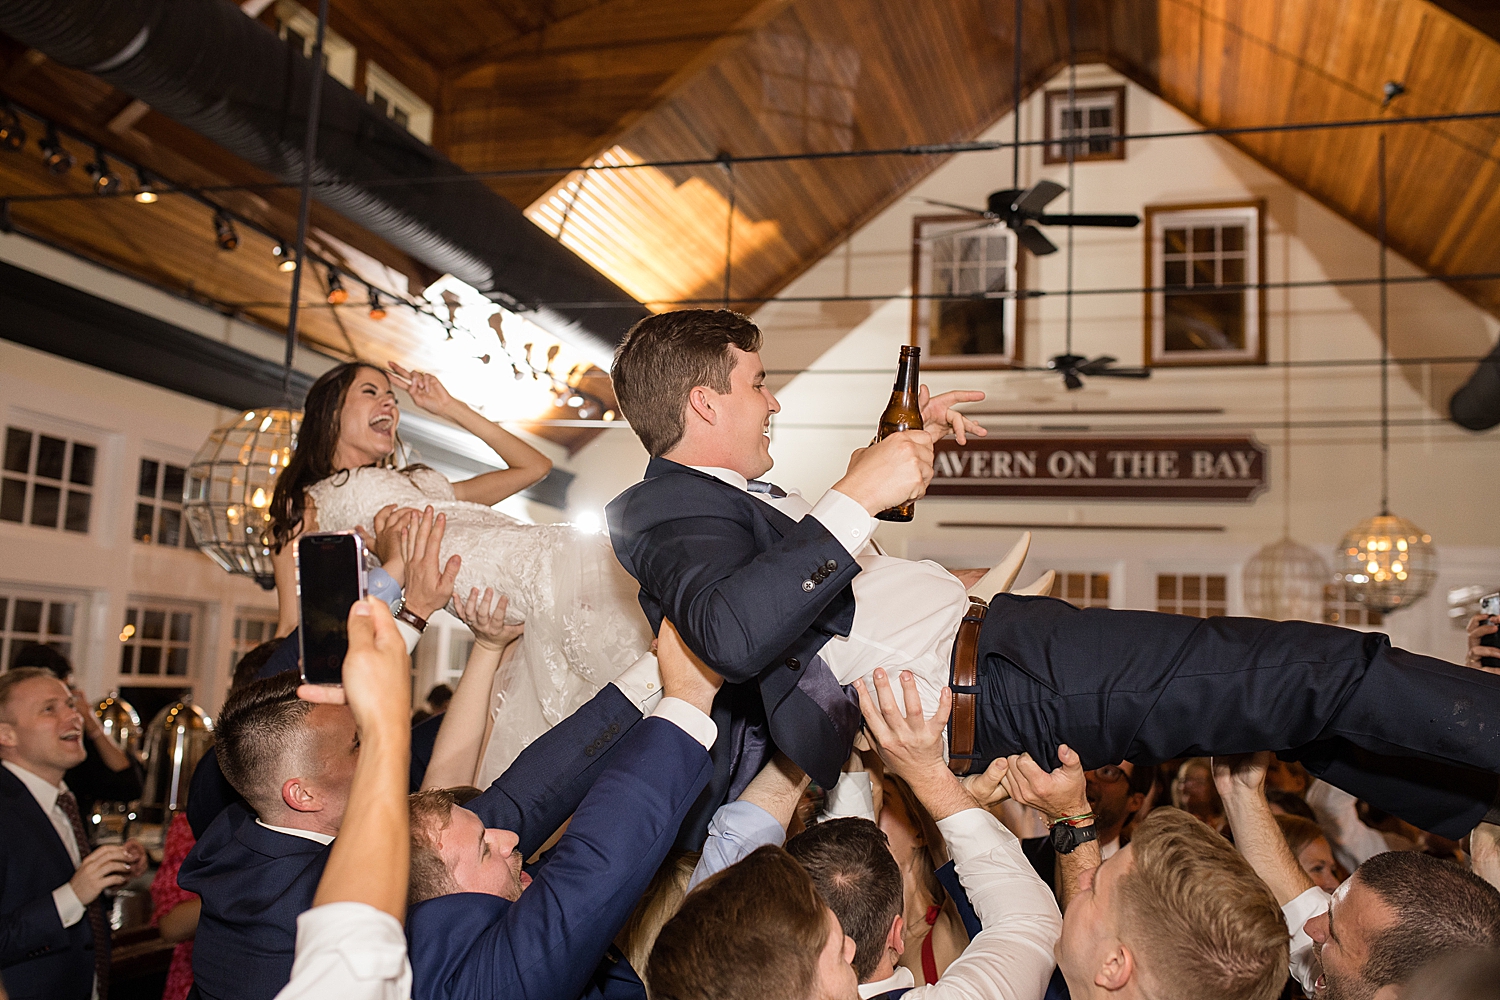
top-left (297, 532), bottom-right (370, 685)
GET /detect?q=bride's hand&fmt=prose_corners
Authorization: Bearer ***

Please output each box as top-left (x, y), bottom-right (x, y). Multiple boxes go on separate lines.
top-left (456, 587), bottom-right (523, 653)
top-left (388, 362), bottom-right (460, 418)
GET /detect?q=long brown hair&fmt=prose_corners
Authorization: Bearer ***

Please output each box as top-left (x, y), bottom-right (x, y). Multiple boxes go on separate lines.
top-left (269, 362), bottom-right (400, 551)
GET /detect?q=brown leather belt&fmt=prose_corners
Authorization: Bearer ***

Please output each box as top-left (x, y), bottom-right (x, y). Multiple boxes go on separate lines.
top-left (948, 596), bottom-right (987, 775)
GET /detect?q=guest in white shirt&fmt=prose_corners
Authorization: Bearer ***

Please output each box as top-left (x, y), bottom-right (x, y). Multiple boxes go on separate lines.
top-left (0, 667), bottom-right (148, 1000)
top-left (648, 668), bottom-right (1062, 1000)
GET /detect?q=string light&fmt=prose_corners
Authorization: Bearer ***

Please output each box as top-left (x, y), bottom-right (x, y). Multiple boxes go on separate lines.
top-left (133, 167), bottom-right (158, 203)
top-left (326, 267), bottom-right (348, 304)
top-left (86, 148), bottom-right (121, 196)
top-left (367, 287), bottom-right (386, 319)
top-left (39, 124), bottom-right (72, 175)
top-left (0, 104), bottom-right (25, 152)
top-left (272, 243), bottom-right (298, 271)
top-left (213, 211), bottom-right (239, 250)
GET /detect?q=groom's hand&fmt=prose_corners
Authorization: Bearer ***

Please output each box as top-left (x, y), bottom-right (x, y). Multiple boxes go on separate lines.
top-left (834, 429), bottom-right (934, 516)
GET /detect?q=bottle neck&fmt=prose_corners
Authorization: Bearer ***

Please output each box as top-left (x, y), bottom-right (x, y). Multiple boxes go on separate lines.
top-left (892, 350), bottom-right (920, 397)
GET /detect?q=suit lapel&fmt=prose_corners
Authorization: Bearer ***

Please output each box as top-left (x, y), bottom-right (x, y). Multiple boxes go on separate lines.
top-left (643, 457), bottom-right (799, 537)
top-left (0, 766), bottom-right (77, 873)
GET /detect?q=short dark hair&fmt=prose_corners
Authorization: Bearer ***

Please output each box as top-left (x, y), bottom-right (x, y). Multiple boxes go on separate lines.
top-left (1356, 851), bottom-right (1500, 989)
top-left (648, 845), bottom-right (827, 1000)
top-left (11, 642), bottom-right (72, 680)
top-left (1265, 789), bottom-right (1318, 823)
top-left (229, 639), bottom-right (287, 698)
top-left (213, 672), bottom-right (312, 816)
top-left (425, 684), bottom-right (452, 710)
top-left (610, 309), bottom-right (763, 456)
top-left (786, 818), bottom-right (901, 981)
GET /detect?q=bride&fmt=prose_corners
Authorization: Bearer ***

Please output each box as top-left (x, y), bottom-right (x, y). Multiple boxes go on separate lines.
top-left (269, 361), bottom-right (653, 781)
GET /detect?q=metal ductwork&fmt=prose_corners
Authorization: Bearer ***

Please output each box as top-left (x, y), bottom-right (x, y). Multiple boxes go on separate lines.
top-left (0, 0), bottom-right (649, 361)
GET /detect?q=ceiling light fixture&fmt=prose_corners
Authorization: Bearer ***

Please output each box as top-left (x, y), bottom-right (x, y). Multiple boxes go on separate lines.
top-left (213, 211), bottom-right (239, 250)
top-left (0, 103), bottom-right (25, 152)
top-left (133, 167), bottom-right (158, 203)
top-left (86, 148), bottom-right (121, 196)
top-left (367, 288), bottom-right (386, 319)
top-left (326, 267), bottom-right (348, 304)
top-left (272, 242), bottom-right (298, 272)
top-left (39, 124), bottom-right (72, 175)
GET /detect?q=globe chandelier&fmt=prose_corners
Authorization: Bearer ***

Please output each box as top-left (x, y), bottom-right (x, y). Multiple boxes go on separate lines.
top-left (1332, 130), bottom-right (1436, 614)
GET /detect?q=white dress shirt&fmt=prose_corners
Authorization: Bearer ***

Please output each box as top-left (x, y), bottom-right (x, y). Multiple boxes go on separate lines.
top-left (273, 901), bottom-right (412, 1000)
top-left (690, 466), bottom-right (968, 720)
top-left (1282, 885), bottom-right (1332, 994)
top-left (3, 760), bottom-right (88, 929)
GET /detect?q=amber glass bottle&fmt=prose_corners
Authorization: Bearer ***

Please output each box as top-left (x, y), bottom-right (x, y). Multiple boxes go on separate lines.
top-left (875, 345), bottom-right (922, 522)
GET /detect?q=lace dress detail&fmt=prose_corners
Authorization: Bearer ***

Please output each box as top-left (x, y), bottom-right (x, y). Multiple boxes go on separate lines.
top-left (307, 466), bottom-right (652, 782)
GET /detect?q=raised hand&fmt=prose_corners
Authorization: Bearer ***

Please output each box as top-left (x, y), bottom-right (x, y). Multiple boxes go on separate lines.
top-left (1466, 613), bottom-right (1500, 673)
top-left (1000, 745), bottom-right (1088, 821)
top-left (656, 619), bottom-right (723, 715)
top-left (855, 668), bottom-right (951, 781)
top-left (919, 387), bottom-right (987, 446)
top-left (834, 429), bottom-right (935, 516)
top-left (1211, 750), bottom-right (1273, 798)
top-left (401, 506), bottom-right (461, 620)
top-left (354, 504), bottom-right (419, 585)
top-left (454, 587), bottom-right (524, 653)
top-left (961, 757), bottom-right (1012, 809)
top-left (297, 598), bottom-right (410, 731)
top-left (388, 362), bottom-right (459, 418)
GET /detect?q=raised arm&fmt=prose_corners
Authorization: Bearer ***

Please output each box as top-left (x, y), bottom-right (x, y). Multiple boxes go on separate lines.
top-left (998, 745), bottom-right (1098, 912)
top-left (388, 362), bottom-right (551, 504)
top-left (421, 588), bottom-right (523, 790)
top-left (1214, 753), bottom-right (1315, 906)
top-left (690, 752), bottom-right (811, 890)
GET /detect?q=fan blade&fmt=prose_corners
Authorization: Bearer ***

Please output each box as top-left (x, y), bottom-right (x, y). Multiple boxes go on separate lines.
top-left (1062, 370), bottom-right (1084, 391)
top-left (1035, 212), bottom-right (1141, 228)
top-left (1014, 224), bottom-right (1059, 256)
top-left (1012, 179), bottom-right (1066, 217)
top-left (1093, 368), bottom-right (1152, 379)
top-left (914, 222), bottom-right (1001, 243)
top-left (1075, 355), bottom-right (1119, 375)
top-left (910, 197), bottom-right (991, 216)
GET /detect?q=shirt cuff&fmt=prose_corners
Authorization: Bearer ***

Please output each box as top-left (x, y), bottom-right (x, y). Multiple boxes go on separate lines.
top-left (809, 489), bottom-right (878, 557)
top-left (53, 883), bottom-right (85, 928)
top-left (1283, 885), bottom-right (1332, 993)
top-left (611, 652), bottom-right (665, 715)
top-left (394, 618), bottom-right (421, 654)
top-left (936, 806), bottom-right (1015, 865)
top-left (820, 771), bottom-right (875, 822)
top-left (278, 902), bottom-right (411, 1000)
top-left (366, 567), bottom-right (402, 605)
top-left (649, 696), bottom-right (718, 751)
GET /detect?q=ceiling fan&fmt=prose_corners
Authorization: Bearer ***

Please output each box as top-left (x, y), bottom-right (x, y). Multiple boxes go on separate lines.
top-left (914, 179), bottom-right (1140, 256)
top-left (1047, 353), bottom-right (1150, 391)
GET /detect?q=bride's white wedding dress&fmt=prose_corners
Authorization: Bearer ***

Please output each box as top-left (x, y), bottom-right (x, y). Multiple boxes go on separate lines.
top-left (307, 466), bottom-right (652, 783)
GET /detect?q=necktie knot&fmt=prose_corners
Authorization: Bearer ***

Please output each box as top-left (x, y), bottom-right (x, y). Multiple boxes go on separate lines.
top-left (747, 479), bottom-right (788, 498)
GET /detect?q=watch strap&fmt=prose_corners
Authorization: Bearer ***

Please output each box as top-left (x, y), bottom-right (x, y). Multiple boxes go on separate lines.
top-left (1050, 819), bottom-right (1098, 855)
top-left (393, 603), bottom-right (429, 633)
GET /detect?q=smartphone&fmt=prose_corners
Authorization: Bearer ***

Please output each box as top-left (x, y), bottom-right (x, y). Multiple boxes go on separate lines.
top-left (1481, 593), bottom-right (1500, 649)
top-left (296, 531), bottom-right (369, 685)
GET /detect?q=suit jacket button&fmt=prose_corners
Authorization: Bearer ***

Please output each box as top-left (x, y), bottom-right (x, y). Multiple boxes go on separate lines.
top-left (786, 657), bottom-right (801, 670)
top-left (802, 580), bottom-right (814, 592)
top-left (825, 559), bottom-right (837, 570)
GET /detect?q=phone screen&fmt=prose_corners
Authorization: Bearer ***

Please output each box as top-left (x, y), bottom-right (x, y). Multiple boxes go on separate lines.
top-left (297, 533), bottom-right (367, 685)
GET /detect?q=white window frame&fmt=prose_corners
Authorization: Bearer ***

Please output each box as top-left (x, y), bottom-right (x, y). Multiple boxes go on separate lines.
top-left (276, 0), bottom-right (356, 88)
top-left (1154, 571), bottom-right (1232, 618)
top-left (365, 62), bottom-right (433, 144)
top-left (1044, 85), bottom-right (1126, 164)
top-left (1146, 201), bottom-right (1265, 367)
top-left (2, 423), bottom-right (100, 536)
top-left (133, 453), bottom-right (196, 550)
top-left (1048, 570), bottom-right (1115, 609)
top-left (911, 216), bottom-right (1022, 369)
top-left (118, 599), bottom-right (201, 687)
top-left (0, 584), bottom-right (85, 671)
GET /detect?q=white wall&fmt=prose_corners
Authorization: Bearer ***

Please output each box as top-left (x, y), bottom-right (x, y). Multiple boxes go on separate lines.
top-left (566, 65), bottom-right (1500, 663)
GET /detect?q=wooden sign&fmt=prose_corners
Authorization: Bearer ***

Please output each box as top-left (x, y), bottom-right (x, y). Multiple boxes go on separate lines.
top-left (926, 435), bottom-right (1268, 501)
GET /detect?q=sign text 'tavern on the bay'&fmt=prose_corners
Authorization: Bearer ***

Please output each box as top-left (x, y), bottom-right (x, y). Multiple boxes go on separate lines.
top-left (926, 436), bottom-right (1269, 501)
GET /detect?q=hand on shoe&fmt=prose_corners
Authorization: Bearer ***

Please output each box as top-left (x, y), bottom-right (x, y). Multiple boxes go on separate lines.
top-left (834, 430), bottom-right (935, 516)
top-left (656, 619), bottom-right (723, 715)
top-left (401, 506), bottom-right (461, 620)
top-left (999, 745), bottom-right (1089, 821)
top-left (454, 587), bottom-right (524, 652)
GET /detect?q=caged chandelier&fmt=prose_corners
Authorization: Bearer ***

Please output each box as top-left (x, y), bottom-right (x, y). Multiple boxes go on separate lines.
top-left (184, 409), bottom-right (300, 589)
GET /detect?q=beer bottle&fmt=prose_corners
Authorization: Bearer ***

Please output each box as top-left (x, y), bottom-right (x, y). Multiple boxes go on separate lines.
top-left (875, 345), bottom-right (922, 522)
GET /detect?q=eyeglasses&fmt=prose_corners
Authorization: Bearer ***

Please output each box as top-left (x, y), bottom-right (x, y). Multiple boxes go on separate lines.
top-left (1090, 764), bottom-right (1128, 783)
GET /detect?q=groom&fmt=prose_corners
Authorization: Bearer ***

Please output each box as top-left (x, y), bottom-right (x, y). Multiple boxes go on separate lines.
top-left (605, 309), bottom-right (1500, 841)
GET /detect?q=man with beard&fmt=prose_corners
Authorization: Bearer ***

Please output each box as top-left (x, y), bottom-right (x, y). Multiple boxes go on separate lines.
top-left (1216, 752), bottom-right (1500, 998)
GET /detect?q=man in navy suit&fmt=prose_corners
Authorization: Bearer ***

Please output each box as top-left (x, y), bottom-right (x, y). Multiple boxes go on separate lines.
top-left (403, 621), bottom-right (718, 1000)
top-left (606, 309), bottom-right (1500, 843)
top-left (0, 668), bottom-right (148, 1000)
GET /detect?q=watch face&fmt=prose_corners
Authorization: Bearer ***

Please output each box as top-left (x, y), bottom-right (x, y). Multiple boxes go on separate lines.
top-left (1050, 823), bottom-right (1072, 854)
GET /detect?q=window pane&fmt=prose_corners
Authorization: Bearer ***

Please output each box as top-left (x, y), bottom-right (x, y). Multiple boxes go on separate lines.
top-left (48, 602), bottom-right (74, 637)
top-left (245, 620), bottom-right (265, 643)
top-left (1091, 574), bottom-right (1110, 600)
top-left (36, 436), bottom-right (66, 481)
top-left (158, 508), bottom-right (182, 547)
top-left (1157, 575), bottom-right (1177, 601)
top-left (163, 465), bottom-right (186, 502)
top-left (30, 484), bottom-right (60, 528)
top-left (1221, 257), bottom-right (1245, 284)
top-left (63, 491), bottom-right (90, 533)
top-left (135, 503), bottom-right (156, 543)
top-left (1221, 225), bottom-right (1246, 252)
top-left (170, 612), bottom-right (192, 642)
top-left (1206, 575), bottom-right (1227, 602)
top-left (1163, 260), bottom-right (1187, 288)
top-left (0, 597), bottom-right (8, 629)
top-left (166, 647), bottom-right (190, 676)
top-left (392, 106), bottom-right (409, 129)
top-left (13, 600), bottom-right (43, 635)
top-left (3, 428), bottom-right (30, 473)
top-left (121, 644), bottom-right (135, 674)
top-left (142, 610), bottom-right (166, 641)
top-left (1183, 576), bottom-right (1201, 601)
top-left (1192, 227), bottom-right (1216, 253)
top-left (1193, 258), bottom-right (1216, 286)
top-left (139, 459), bottom-right (160, 498)
top-left (1164, 291), bottom-right (1246, 352)
top-left (70, 444), bottom-right (96, 486)
top-left (1066, 574), bottom-right (1085, 600)
top-left (125, 608), bottom-right (139, 630)
top-left (0, 478), bottom-right (25, 522)
top-left (137, 646), bottom-right (162, 675)
top-left (1163, 228), bottom-right (1186, 254)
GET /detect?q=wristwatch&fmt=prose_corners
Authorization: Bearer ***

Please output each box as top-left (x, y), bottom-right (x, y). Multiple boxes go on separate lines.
top-left (391, 598), bottom-right (429, 634)
top-left (1048, 813), bottom-right (1098, 855)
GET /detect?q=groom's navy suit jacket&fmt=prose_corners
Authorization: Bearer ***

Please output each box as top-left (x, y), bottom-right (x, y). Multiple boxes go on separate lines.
top-left (607, 458), bottom-right (864, 846)
top-left (181, 683), bottom-right (647, 1000)
top-left (407, 715), bottom-right (711, 1000)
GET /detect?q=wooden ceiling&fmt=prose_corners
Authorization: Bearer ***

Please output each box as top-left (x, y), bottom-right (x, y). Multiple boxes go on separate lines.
top-left (1, 0), bottom-right (1497, 430)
